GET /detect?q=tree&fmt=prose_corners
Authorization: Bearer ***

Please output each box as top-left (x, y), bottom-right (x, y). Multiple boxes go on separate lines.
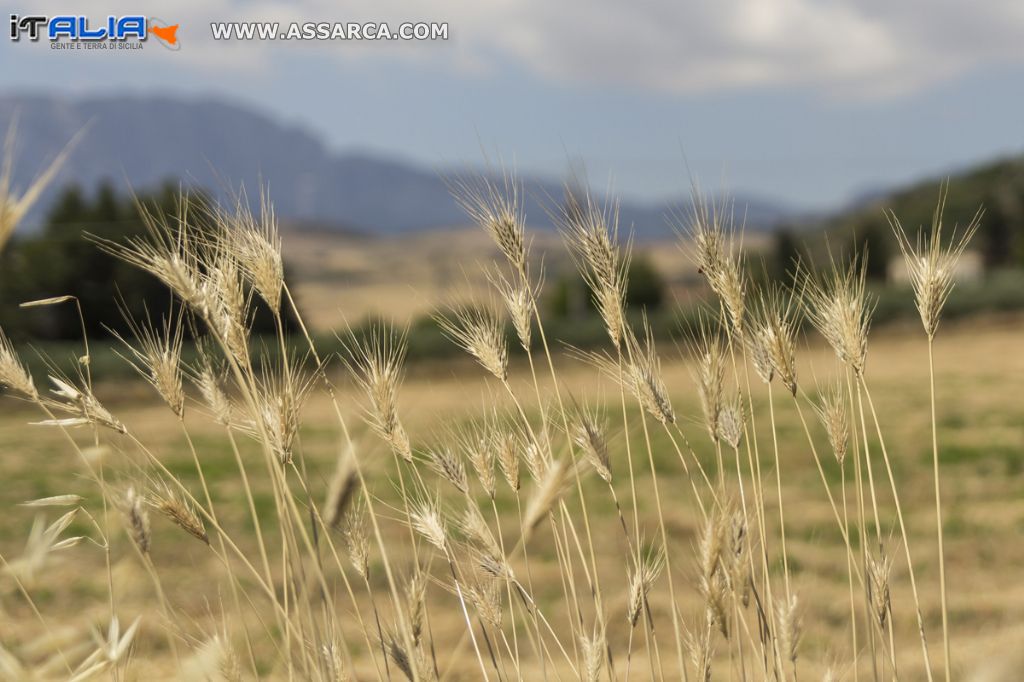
top-left (0, 181), bottom-right (298, 341)
top-left (772, 228), bottom-right (802, 285)
top-left (548, 255), bottom-right (666, 318)
top-left (850, 221), bottom-right (890, 282)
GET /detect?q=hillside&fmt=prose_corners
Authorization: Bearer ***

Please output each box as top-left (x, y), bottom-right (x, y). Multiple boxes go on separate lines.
top-left (0, 94), bottom-right (791, 237)
top-left (795, 156), bottom-right (1024, 271)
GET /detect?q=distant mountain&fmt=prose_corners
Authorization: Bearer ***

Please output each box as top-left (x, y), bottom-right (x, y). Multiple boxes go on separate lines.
top-left (0, 94), bottom-right (793, 237)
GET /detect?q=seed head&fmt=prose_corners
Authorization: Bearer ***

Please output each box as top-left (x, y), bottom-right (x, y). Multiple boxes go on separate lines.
top-left (323, 445), bottom-right (359, 531)
top-left (684, 193), bottom-right (746, 335)
top-left (580, 628), bottom-right (606, 682)
top-left (573, 405), bottom-right (612, 484)
top-left (1, 121), bottom-right (80, 252)
top-left (342, 496), bottom-right (370, 579)
top-left (410, 496), bottom-right (448, 551)
top-left (867, 552), bottom-right (893, 629)
top-left (343, 323), bottom-right (413, 463)
top-left (523, 458), bottom-right (572, 540)
top-left (220, 190), bottom-right (284, 312)
top-left (749, 283), bottom-right (800, 395)
top-left (717, 395), bottom-right (745, 450)
top-left (627, 547), bottom-right (664, 628)
top-left (247, 357), bottom-right (314, 465)
top-left (121, 487), bottom-right (151, 555)
top-left (149, 484), bottom-right (208, 545)
top-left (36, 374), bottom-right (125, 434)
top-left (190, 352), bottom-right (233, 426)
top-left (800, 254), bottom-right (874, 376)
top-left (0, 328), bottom-right (37, 399)
top-left (815, 382), bottom-right (849, 465)
top-left (628, 320), bottom-right (675, 425)
top-left (436, 305), bottom-right (508, 382)
top-left (496, 431), bottom-right (521, 492)
top-left (112, 309), bottom-right (186, 417)
top-left (488, 268), bottom-right (537, 351)
top-left (406, 571), bottom-right (427, 644)
top-left (777, 595), bottom-right (801, 665)
top-left (452, 173), bottom-right (528, 273)
top-left (559, 189), bottom-right (629, 349)
top-left (889, 186), bottom-right (981, 339)
top-left (688, 317), bottom-right (726, 439)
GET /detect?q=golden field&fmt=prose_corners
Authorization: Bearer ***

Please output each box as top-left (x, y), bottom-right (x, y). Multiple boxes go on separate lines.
top-left (1, 286), bottom-right (1021, 680)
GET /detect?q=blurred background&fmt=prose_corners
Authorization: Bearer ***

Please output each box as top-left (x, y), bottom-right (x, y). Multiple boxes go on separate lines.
top-left (2, 4), bottom-right (1024, 678)
top-left (1, 0), bottom-right (1024, 352)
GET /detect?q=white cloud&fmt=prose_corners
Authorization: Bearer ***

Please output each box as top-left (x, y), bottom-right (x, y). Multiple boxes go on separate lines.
top-left (9, 0), bottom-right (1024, 97)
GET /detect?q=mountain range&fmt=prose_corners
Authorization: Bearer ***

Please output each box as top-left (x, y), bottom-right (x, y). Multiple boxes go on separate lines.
top-left (0, 94), bottom-right (794, 237)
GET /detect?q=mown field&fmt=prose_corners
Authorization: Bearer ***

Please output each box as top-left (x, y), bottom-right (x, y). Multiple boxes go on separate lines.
top-left (1, 312), bottom-right (1021, 680)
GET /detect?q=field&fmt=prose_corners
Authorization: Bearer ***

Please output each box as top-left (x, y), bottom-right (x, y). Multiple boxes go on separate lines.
top-left (1, 288), bottom-right (1022, 680)
top-left (2, 165), bottom-right (1023, 682)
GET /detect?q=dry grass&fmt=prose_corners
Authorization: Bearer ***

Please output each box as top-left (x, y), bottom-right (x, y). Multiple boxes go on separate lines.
top-left (0, 165), bottom-right (1020, 681)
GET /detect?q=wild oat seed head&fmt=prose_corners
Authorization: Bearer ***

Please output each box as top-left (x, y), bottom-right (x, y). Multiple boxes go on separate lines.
top-left (777, 595), bottom-right (801, 664)
top-left (688, 317), bottom-right (726, 439)
top-left (717, 395), bottom-right (745, 450)
top-left (342, 496), bottom-right (370, 579)
top-left (220, 191), bottom-right (284, 312)
top-left (496, 430), bottom-right (521, 491)
top-left (523, 458), bottom-right (572, 539)
top-left (324, 445), bottom-right (359, 531)
top-left (426, 446), bottom-right (469, 494)
top-left (410, 496), bottom-right (448, 551)
top-left (191, 353), bottom-right (233, 426)
top-left (573, 405), bottom-right (612, 483)
top-left (488, 268), bottom-right (536, 351)
top-left (4, 510), bottom-right (81, 585)
top-left (149, 484), bottom-right (208, 545)
top-left (815, 382), bottom-right (849, 465)
top-left (38, 374), bottom-right (126, 434)
top-left (889, 187), bottom-right (981, 338)
top-left (628, 321), bottom-right (675, 424)
top-left (343, 324), bottom-right (413, 462)
top-left (453, 173), bottom-right (528, 272)
top-left (113, 310), bottom-right (186, 417)
top-left (249, 357), bottom-right (314, 465)
top-left (558, 190), bottom-right (629, 349)
top-left (0, 328), bottom-right (37, 399)
top-left (687, 615), bottom-right (714, 682)
top-left (683, 193), bottom-right (746, 335)
top-left (867, 552), bottom-right (893, 629)
top-left (0, 121), bottom-right (80, 253)
top-left (750, 283), bottom-right (800, 395)
top-left (627, 548), bottom-right (665, 627)
top-left (580, 629), bottom-right (606, 682)
top-left (436, 305), bottom-right (508, 381)
top-left (406, 571), bottom-right (427, 644)
top-left (453, 418), bottom-right (498, 498)
top-left (121, 487), bottom-right (151, 555)
top-left (800, 254), bottom-right (874, 376)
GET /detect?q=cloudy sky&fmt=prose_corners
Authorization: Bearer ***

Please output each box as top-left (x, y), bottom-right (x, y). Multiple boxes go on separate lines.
top-left (2, 0), bottom-right (1023, 208)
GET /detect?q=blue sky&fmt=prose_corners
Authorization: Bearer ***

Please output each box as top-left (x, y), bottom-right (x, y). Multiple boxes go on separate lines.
top-left (2, 0), bottom-right (1023, 209)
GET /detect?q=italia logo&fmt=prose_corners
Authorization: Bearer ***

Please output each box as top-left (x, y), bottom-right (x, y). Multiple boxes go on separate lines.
top-left (9, 15), bottom-right (180, 49)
